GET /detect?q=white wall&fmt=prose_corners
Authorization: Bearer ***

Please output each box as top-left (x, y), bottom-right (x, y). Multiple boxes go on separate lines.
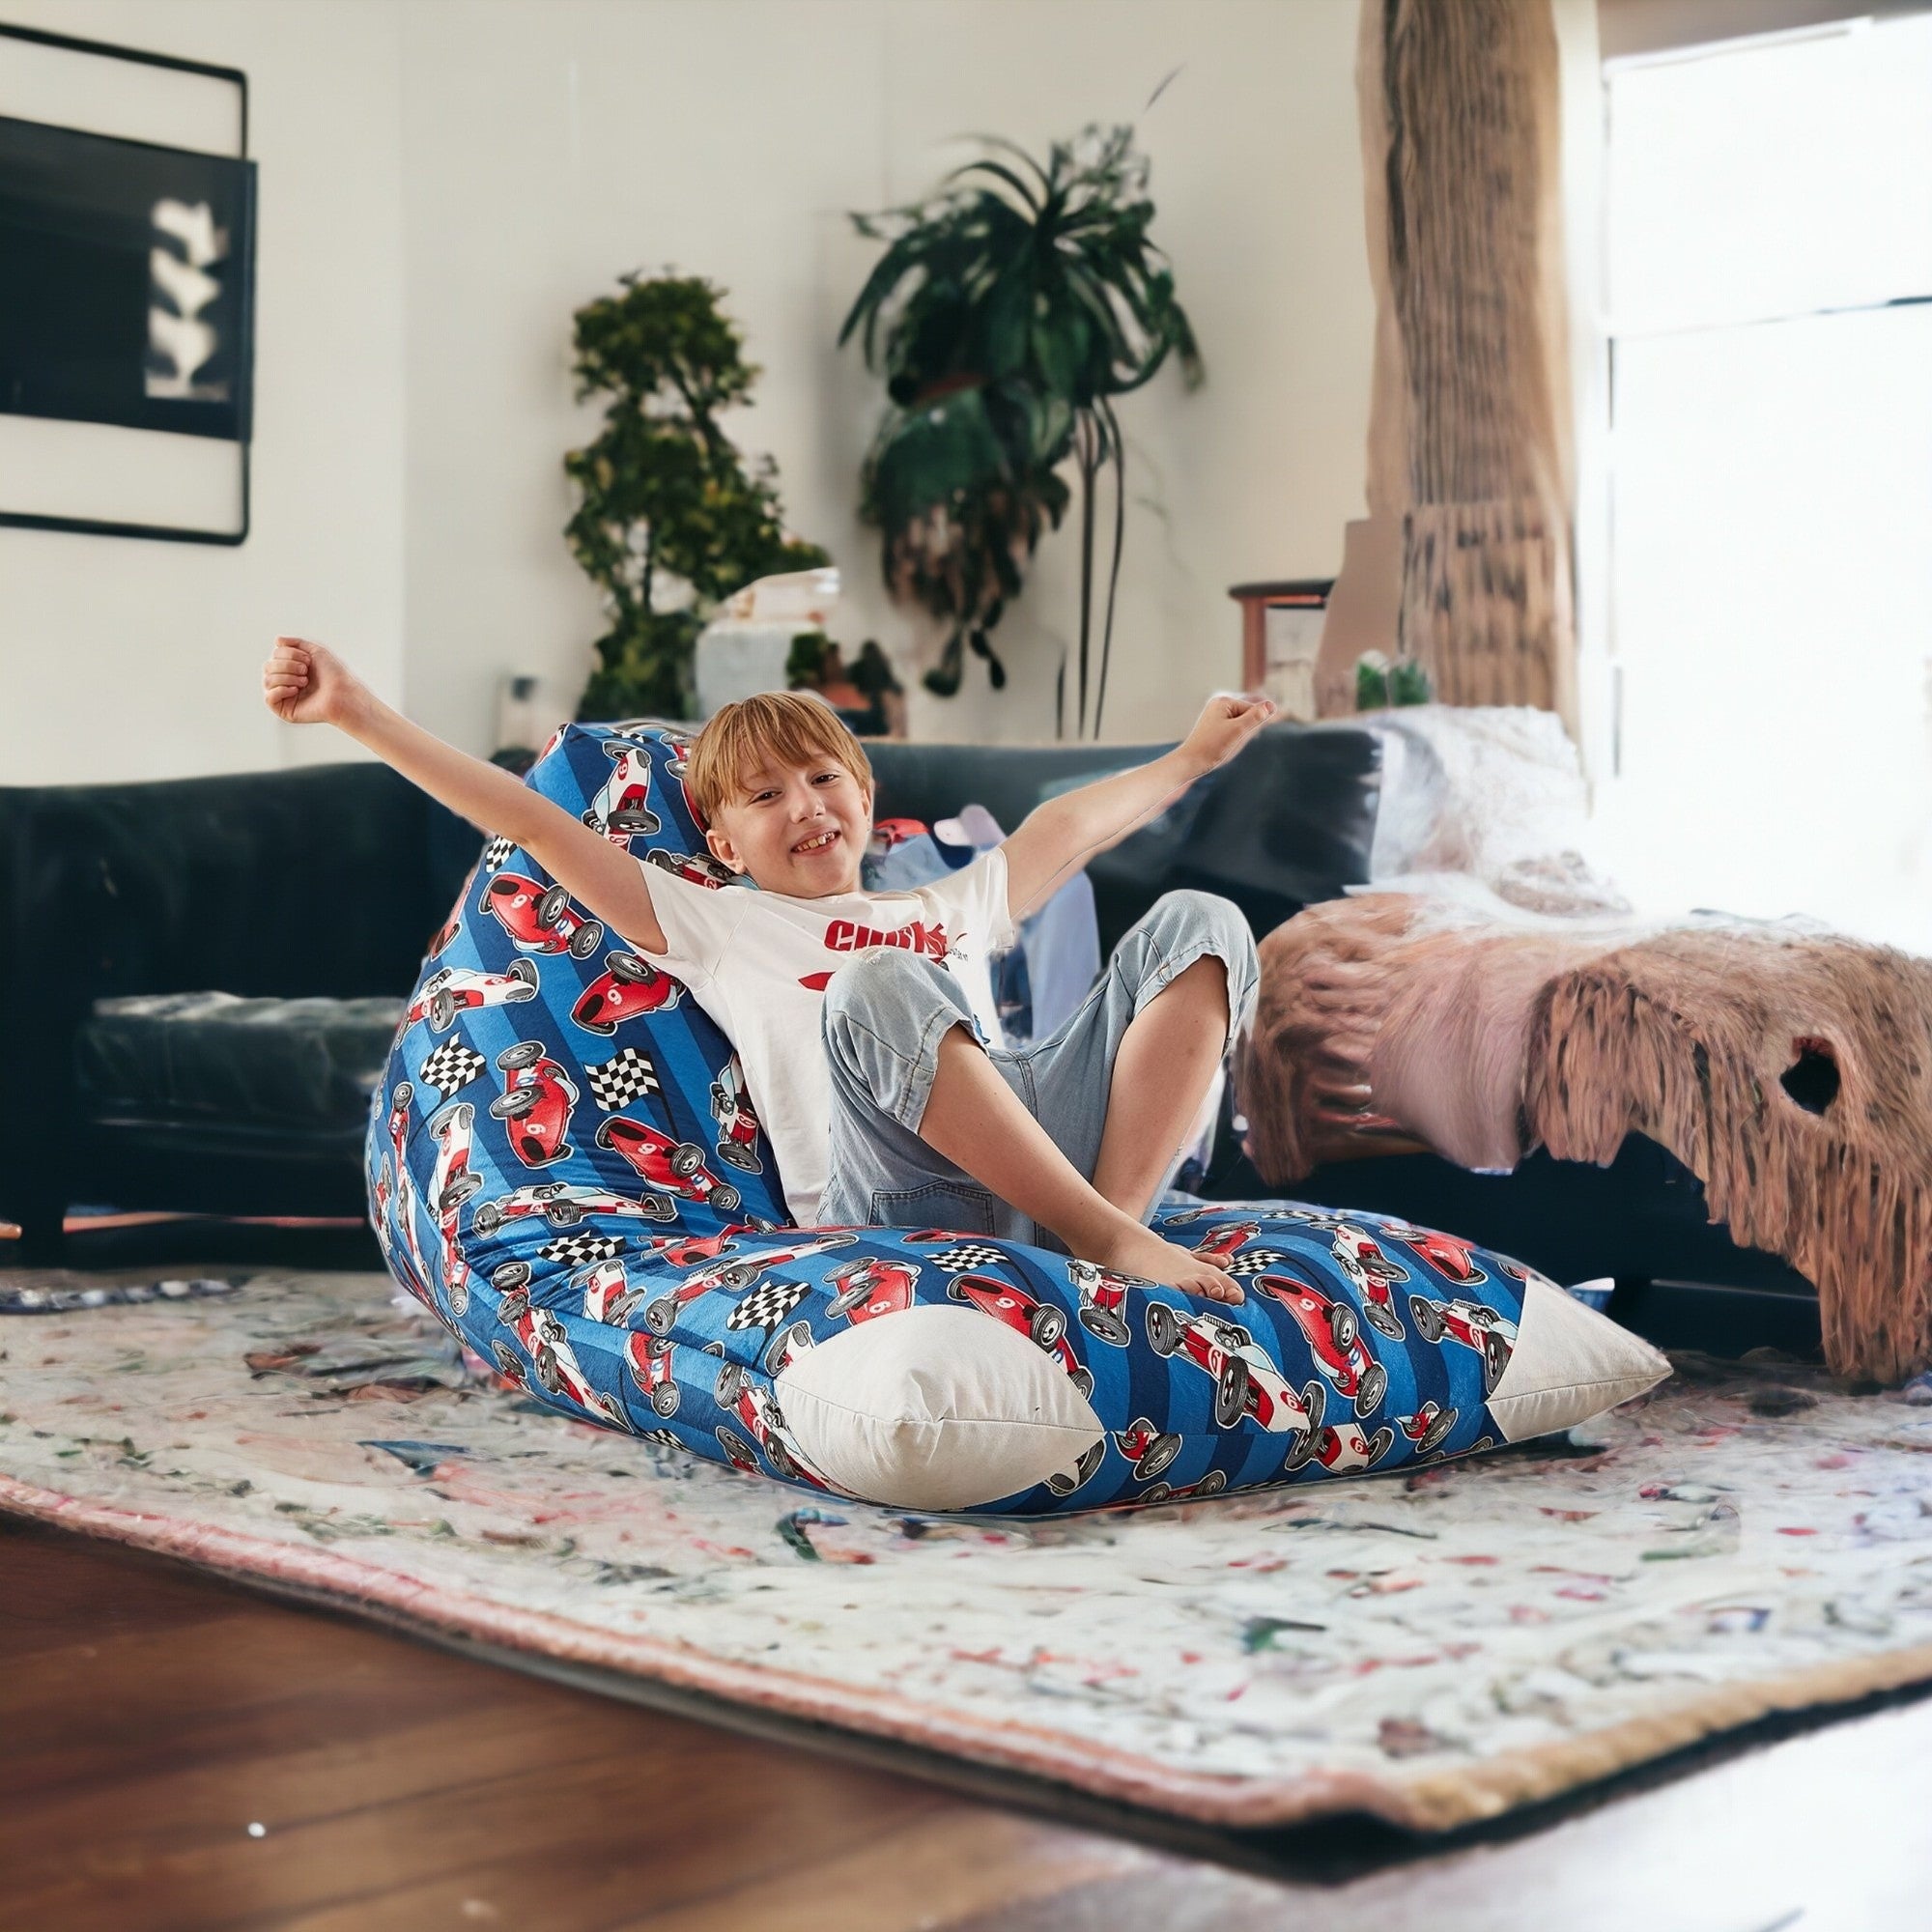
top-left (397, 0), bottom-right (1374, 753)
top-left (0, 0), bottom-right (1371, 777)
top-left (0, 0), bottom-right (408, 784)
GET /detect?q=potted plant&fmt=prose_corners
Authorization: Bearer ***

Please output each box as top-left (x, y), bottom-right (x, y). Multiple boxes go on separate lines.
top-left (841, 124), bottom-right (1201, 735)
top-left (565, 272), bottom-right (827, 721)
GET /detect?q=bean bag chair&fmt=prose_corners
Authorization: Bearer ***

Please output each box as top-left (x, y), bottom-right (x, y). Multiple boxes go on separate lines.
top-left (365, 724), bottom-right (1667, 1513)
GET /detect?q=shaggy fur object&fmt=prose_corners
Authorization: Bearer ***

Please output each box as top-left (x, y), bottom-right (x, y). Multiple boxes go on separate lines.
top-left (1240, 895), bottom-right (1932, 1383)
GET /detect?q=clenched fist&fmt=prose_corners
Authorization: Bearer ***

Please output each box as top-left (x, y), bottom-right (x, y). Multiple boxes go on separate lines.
top-left (262, 637), bottom-right (360, 727)
top-left (1175, 692), bottom-right (1276, 780)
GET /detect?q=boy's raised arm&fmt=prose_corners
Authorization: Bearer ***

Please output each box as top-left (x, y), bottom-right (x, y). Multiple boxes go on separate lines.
top-left (999, 694), bottom-right (1275, 923)
top-left (262, 636), bottom-right (668, 954)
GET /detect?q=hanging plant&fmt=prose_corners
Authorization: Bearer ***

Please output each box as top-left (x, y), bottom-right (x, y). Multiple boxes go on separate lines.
top-left (841, 122), bottom-right (1202, 732)
top-left (565, 272), bottom-right (827, 721)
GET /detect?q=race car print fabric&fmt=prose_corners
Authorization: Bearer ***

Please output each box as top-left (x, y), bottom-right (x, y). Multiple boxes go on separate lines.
top-left (366, 724), bottom-right (1667, 1514)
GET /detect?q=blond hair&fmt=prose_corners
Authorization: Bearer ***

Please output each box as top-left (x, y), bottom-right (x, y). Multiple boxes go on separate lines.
top-left (686, 690), bottom-right (872, 825)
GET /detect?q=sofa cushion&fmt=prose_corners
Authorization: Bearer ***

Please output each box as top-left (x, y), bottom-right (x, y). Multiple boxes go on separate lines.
top-left (867, 724), bottom-right (1382, 953)
top-left (76, 991), bottom-right (405, 1131)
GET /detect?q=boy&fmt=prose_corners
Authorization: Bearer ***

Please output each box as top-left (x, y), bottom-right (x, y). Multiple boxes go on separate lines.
top-left (262, 639), bottom-right (1270, 1301)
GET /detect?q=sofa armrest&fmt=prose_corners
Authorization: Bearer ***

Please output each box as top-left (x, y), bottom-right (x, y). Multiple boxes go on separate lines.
top-left (0, 763), bottom-right (479, 1241)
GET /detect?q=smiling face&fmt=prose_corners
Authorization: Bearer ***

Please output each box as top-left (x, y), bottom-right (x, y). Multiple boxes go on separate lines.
top-left (686, 691), bottom-right (875, 899)
top-left (704, 755), bottom-right (872, 896)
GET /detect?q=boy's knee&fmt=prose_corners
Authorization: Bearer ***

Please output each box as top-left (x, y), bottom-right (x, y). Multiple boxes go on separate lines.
top-left (1131, 891), bottom-right (1258, 1021)
top-left (823, 948), bottom-right (946, 1023)
top-left (821, 950), bottom-right (967, 1071)
top-left (821, 950), bottom-right (980, 1123)
top-left (1147, 891), bottom-right (1255, 968)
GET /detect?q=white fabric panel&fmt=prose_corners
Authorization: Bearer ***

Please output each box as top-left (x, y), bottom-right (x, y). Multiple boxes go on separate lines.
top-left (776, 1304), bottom-right (1104, 1511)
top-left (1488, 1276), bottom-right (1671, 1445)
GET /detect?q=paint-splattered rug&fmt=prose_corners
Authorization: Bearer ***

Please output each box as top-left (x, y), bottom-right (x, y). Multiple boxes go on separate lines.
top-left (3, 1265), bottom-right (1929, 1833)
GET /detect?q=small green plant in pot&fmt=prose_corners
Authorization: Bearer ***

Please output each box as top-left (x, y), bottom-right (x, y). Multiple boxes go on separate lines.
top-left (841, 123), bottom-right (1201, 734)
top-left (565, 272), bottom-right (827, 721)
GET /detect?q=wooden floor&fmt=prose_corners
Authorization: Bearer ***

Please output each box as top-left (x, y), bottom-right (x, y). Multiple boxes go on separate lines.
top-left (6, 1514), bottom-right (1932, 1931)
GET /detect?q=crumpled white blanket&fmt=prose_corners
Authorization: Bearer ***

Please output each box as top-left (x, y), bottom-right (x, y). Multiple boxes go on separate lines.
top-left (1363, 705), bottom-right (1631, 919)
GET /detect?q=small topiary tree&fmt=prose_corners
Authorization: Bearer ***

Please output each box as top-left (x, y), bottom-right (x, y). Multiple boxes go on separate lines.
top-left (565, 272), bottom-right (828, 721)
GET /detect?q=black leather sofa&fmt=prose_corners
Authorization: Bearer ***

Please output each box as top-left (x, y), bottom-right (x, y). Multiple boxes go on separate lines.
top-left (0, 724), bottom-right (1820, 1352)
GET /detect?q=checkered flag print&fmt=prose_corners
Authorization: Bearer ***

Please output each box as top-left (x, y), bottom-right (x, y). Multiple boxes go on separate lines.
top-left (483, 836), bottom-right (516, 871)
top-left (417, 1039), bottom-right (487, 1098)
top-left (641, 1428), bottom-right (683, 1450)
top-left (725, 1275), bottom-right (810, 1334)
top-left (1225, 1248), bottom-right (1292, 1277)
top-left (585, 1048), bottom-right (661, 1113)
top-left (922, 1242), bottom-right (1009, 1274)
top-left (537, 1231), bottom-right (626, 1268)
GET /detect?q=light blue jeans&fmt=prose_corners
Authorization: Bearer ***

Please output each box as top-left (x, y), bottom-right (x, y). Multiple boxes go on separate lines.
top-left (817, 891), bottom-right (1259, 1245)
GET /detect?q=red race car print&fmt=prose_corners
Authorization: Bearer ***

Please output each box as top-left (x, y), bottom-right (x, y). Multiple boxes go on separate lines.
top-left (574, 1257), bottom-right (648, 1325)
top-left (1254, 1273), bottom-right (1390, 1419)
top-left (1137, 1469), bottom-right (1230, 1505)
top-left (1113, 1415), bottom-right (1183, 1482)
top-left (1399, 1400), bottom-right (1460, 1457)
top-left (571, 952), bottom-right (684, 1036)
top-left (757, 1317), bottom-right (816, 1378)
top-left (594, 1116), bottom-right (743, 1212)
top-left (1310, 1420), bottom-right (1397, 1476)
top-left (489, 1040), bottom-right (580, 1168)
top-left (646, 1221), bottom-right (771, 1269)
top-left (708, 1056), bottom-right (764, 1173)
top-left (1407, 1293), bottom-right (1519, 1395)
top-left (406, 958), bottom-right (539, 1033)
top-left (641, 1234), bottom-right (859, 1335)
top-left (1066, 1258), bottom-right (1140, 1346)
top-left (1188, 1219), bottom-right (1263, 1266)
top-left (582, 739), bottom-right (664, 840)
top-left (612, 724), bottom-right (693, 778)
top-left (1144, 1303), bottom-right (1325, 1464)
top-left (382, 1081), bottom-right (424, 1275)
top-left (1046, 1440), bottom-right (1107, 1499)
top-left (373, 1155), bottom-right (433, 1310)
top-left (644, 848), bottom-right (735, 891)
top-left (946, 1274), bottom-right (1094, 1398)
top-left (1155, 1203), bottom-right (1243, 1228)
top-left (426, 1101), bottom-right (482, 1315)
top-left (624, 1332), bottom-right (682, 1416)
top-left (708, 1367), bottom-right (834, 1489)
top-left (478, 872), bottom-right (606, 959)
top-left (493, 1284), bottom-right (630, 1430)
top-left (470, 1179), bottom-right (677, 1236)
top-left (426, 914), bottom-right (462, 957)
top-left (1379, 1221), bottom-right (1490, 1289)
top-left (1327, 1225), bottom-right (1410, 1338)
top-left (384, 1080), bottom-right (413, 1170)
top-left (826, 1255), bottom-right (921, 1322)
top-left (1268, 1207), bottom-right (1354, 1233)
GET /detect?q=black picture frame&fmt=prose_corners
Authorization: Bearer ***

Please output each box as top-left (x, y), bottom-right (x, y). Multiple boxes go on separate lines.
top-left (0, 20), bottom-right (253, 545)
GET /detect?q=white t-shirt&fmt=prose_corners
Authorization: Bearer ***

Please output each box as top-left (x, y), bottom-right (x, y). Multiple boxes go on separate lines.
top-left (639, 849), bottom-right (1015, 1224)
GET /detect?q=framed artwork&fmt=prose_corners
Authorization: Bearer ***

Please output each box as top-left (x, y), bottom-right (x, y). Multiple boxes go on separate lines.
top-left (0, 22), bottom-right (255, 544)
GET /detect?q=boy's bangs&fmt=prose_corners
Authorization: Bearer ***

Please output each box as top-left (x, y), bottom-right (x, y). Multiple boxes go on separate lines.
top-left (688, 692), bottom-right (871, 823)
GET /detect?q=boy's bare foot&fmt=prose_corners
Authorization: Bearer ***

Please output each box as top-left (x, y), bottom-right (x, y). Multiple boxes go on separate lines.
top-left (1088, 1217), bottom-right (1244, 1305)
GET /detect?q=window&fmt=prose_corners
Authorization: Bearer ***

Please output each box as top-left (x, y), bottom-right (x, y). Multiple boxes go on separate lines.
top-left (1594, 14), bottom-right (1932, 953)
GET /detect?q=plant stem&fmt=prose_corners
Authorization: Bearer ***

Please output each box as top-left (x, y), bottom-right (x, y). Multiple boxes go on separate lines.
top-left (1076, 412), bottom-right (1096, 737)
top-left (1094, 397), bottom-right (1126, 738)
